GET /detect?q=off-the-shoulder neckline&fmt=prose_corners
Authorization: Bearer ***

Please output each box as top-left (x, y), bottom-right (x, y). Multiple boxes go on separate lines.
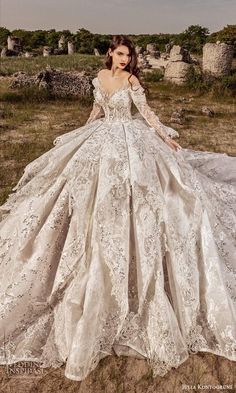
top-left (92, 76), bottom-right (144, 99)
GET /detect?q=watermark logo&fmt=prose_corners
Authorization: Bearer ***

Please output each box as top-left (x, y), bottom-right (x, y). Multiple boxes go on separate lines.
top-left (182, 383), bottom-right (234, 390)
top-left (6, 361), bottom-right (45, 377)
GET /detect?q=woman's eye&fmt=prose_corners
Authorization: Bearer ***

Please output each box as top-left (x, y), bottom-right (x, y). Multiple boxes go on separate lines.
top-left (117, 52), bottom-right (130, 57)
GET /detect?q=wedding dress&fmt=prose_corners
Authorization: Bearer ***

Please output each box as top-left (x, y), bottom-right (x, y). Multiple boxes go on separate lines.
top-left (0, 75), bottom-right (236, 382)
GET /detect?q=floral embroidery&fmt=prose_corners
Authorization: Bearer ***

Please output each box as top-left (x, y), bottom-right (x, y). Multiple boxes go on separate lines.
top-left (0, 75), bottom-right (236, 382)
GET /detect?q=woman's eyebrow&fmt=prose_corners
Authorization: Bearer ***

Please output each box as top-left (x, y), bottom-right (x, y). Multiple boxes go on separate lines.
top-left (118, 51), bottom-right (130, 55)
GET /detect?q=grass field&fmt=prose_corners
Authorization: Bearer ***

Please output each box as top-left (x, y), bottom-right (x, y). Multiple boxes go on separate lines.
top-left (0, 54), bottom-right (235, 205)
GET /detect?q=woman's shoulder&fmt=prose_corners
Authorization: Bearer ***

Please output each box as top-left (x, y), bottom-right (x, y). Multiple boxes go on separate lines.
top-left (120, 71), bottom-right (139, 84)
top-left (97, 69), bottom-right (107, 77)
top-left (127, 73), bottom-right (139, 85)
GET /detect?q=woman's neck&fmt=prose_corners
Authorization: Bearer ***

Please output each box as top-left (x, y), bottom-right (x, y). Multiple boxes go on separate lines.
top-left (110, 66), bottom-right (125, 78)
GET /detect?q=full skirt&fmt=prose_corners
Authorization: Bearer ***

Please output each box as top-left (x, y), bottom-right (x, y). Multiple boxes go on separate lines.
top-left (0, 116), bottom-right (236, 381)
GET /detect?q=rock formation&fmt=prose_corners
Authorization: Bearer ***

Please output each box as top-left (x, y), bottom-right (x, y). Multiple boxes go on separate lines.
top-left (94, 48), bottom-right (100, 56)
top-left (146, 43), bottom-right (160, 57)
top-left (170, 108), bottom-right (186, 124)
top-left (164, 61), bottom-right (192, 85)
top-left (135, 45), bottom-right (143, 55)
top-left (68, 41), bottom-right (75, 55)
top-left (140, 44), bottom-right (197, 84)
top-left (201, 106), bottom-right (215, 117)
top-left (163, 45), bottom-right (194, 85)
top-left (137, 53), bottom-right (152, 69)
top-left (202, 42), bottom-right (234, 77)
top-left (43, 46), bottom-right (53, 57)
top-left (10, 66), bottom-right (92, 97)
top-left (7, 36), bottom-right (22, 53)
top-left (58, 35), bottom-right (66, 50)
top-left (1, 36), bottom-right (22, 57)
top-left (169, 45), bottom-right (191, 63)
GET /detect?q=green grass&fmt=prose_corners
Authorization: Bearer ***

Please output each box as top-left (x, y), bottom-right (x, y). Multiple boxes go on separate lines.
top-left (0, 53), bottom-right (104, 76)
top-left (143, 69), bottom-right (164, 82)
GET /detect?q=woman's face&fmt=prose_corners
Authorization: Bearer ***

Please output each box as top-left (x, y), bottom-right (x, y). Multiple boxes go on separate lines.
top-left (108, 45), bottom-right (131, 69)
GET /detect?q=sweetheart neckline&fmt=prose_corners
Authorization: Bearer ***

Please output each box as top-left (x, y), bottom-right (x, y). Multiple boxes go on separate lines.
top-left (94, 76), bottom-right (130, 99)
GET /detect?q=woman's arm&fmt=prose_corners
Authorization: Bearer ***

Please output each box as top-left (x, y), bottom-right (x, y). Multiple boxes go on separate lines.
top-left (129, 75), bottom-right (181, 151)
top-left (85, 101), bottom-right (104, 124)
top-left (86, 77), bottom-right (104, 124)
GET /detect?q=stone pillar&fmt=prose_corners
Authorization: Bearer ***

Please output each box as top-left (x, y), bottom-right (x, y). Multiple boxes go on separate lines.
top-left (137, 53), bottom-right (150, 69)
top-left (43, 46), bottom-right (53, 57)
top-left (1, 48), bottom-right (7, 57)
top-left (169, 45), bottom-right (191, 63)
top-left (165, 43), bottom-right (172, 53)
top-left (164, 62), bottom-right (192, 85)
top-left (25, 51), bottom-right (33, 58)
top-left (202, 42), bottom-right (234, 77)
top-left (146, 43), bottom-right (157, 54)
top-left (7, 36), bottom-right (15, 50)
top-left (58, 35), bottom-right (66, 49)
top-left (135, 46), bottom-right (142, 55)
top-left (68, 41), bottom-right (75, 55)
top-left (7, 36), bottom-right (22, 53)
top-left (94, 48), bottom-right (100, 56)
top-left (146, 43), bottom-right (160, 62)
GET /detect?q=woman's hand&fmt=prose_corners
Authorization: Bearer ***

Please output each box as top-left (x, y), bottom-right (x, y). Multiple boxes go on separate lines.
top-left (164, 136), bottom-right (182, 151)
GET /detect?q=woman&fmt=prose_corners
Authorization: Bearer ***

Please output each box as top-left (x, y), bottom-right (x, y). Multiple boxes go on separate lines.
top-left (0, 34), bottom-right (235, 382)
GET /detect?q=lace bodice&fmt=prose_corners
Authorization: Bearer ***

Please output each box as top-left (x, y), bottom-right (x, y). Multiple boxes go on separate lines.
top-left (86, 76), bottom-right (179, 140)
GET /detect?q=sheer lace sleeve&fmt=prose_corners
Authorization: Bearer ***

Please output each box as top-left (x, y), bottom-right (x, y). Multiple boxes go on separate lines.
top-left (85, 78), bottom-right (104, 124)
top-left (129, 80), bottom-right (179, 141)
top-left (85, 102), bottom-right (104, 124)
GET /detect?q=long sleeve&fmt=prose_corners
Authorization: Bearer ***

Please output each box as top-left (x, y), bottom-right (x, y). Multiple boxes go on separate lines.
top-left (85, 101), bottom-right (104, 124)
top-left (86, 77), bottom-right (104, 124)
top-left (129, 82), bottom-right (179, 141)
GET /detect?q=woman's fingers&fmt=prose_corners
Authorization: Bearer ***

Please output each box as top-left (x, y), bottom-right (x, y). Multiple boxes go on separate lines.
top-left (166, 139), bottom-right (182, 151)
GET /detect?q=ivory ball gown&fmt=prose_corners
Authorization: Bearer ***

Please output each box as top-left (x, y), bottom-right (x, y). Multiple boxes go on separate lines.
top-left (0, 75), bottom-right (235, 381)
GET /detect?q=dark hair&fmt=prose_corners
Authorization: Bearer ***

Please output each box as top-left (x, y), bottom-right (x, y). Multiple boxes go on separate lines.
top-left (104, 35), bottom-right (149, 95)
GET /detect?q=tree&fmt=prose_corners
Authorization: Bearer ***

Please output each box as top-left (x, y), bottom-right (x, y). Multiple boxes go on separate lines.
top-left (10, 29), bottom-right (32, 47)
top-left (46, 29), bottom-right (61, 48)
top-left (207, 25), bottom-right (236, 56)
top-left (175, 24), bottom-right (210, 53)
top-left (75, 28), bottom-right (94, 53)
top-left (0, 27), bottom-right (10, 47)
top-left (92, 34), bottom-right (111, 54)
top-left (30, 30), bottom-right (47, 49)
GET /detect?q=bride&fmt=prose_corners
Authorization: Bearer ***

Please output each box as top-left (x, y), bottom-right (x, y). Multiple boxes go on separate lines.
top-left (0, 34), bottom-right (235, 382)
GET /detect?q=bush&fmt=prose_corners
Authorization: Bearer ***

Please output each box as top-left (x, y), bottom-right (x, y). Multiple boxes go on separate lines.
top-left (143, 69), bottom-right (164, 82)
top-left (185, 66), bottom-right (236, 96)
top-left (185, 66), bottom-right (212, 93)
top-left (221, 73), bottom-right (236, 92)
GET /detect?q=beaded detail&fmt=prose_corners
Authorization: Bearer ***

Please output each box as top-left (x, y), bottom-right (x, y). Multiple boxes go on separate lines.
top-left (86, 77), bottom-right (179, 140)
top-left (0, 74), bottom-right (236, 382)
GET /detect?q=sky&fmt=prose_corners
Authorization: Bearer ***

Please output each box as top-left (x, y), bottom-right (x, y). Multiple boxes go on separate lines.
top-left (0, 0), bottom-right (235, 34)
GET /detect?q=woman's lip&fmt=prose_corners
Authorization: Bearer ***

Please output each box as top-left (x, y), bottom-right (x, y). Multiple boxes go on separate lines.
top-left (120, 63), bottom-right (126, 66)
